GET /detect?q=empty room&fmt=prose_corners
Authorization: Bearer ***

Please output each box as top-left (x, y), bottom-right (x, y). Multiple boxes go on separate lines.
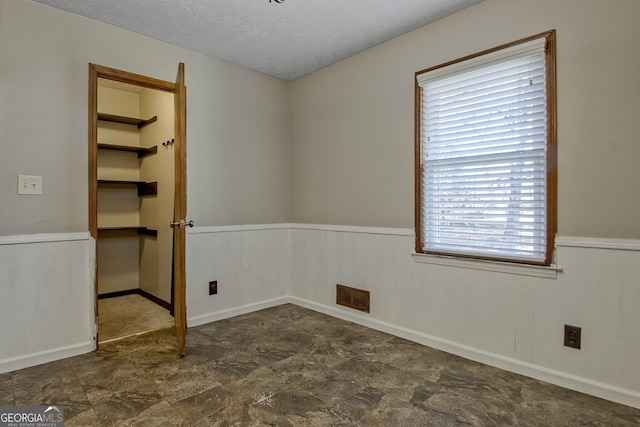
top-left (1, 0), bottom-right (639, 424)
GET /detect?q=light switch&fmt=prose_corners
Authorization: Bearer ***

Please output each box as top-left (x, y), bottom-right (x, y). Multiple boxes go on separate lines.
top-left (18, 175), bottom-right (42, 195)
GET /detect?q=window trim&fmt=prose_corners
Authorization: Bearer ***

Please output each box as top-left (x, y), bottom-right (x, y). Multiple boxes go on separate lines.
top-left (414, 30), bottom-right (557, 266)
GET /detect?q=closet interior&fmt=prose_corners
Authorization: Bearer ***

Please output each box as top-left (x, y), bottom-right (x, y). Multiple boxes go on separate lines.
top-left (96, 78), bottom-right (176, 342)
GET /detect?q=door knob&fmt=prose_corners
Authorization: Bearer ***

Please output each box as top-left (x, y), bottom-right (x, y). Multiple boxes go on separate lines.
top-left (170, 219), bottom-right (194, 228)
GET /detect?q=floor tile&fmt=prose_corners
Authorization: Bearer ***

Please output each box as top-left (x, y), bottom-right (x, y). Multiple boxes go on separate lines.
top-left (170, 385), bottom-right (232, 423)
top-left (0, 373), bottom-right (14, 405)
top-left (2, 303), bottom-right (639, 426)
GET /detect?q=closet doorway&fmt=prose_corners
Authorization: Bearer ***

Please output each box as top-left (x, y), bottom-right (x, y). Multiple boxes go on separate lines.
top-left (89, 63), bottom-right (188, 355)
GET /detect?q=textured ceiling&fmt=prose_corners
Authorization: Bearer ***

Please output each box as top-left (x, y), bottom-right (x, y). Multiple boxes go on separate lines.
top-left (32, 0), bottom-right (484, 81)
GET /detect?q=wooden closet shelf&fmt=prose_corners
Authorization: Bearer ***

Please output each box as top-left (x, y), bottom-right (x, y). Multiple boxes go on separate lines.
top-left (98, 143), bottom-right (158, 158)
top-left (97, 226), bottom-right (158, 237)
top-left (97, 180), bottom-right (158, 197)
top-left (98, 113), bottom-right (158, 129)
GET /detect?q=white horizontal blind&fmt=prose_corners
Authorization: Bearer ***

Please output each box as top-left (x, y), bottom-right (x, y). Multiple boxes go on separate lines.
top-left (418, 44), bottom-right (548, 262)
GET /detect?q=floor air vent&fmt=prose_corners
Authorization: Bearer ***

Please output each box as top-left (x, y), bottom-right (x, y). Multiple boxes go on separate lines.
top-left (336, 284), bottom-right (370, 313)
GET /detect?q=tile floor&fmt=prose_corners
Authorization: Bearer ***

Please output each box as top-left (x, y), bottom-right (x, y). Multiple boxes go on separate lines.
top-left (2, 304), bottom-right (639, 426)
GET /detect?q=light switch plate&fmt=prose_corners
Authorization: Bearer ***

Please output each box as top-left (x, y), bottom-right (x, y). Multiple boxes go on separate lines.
top-left (18, 175), bottom-right (42, 195)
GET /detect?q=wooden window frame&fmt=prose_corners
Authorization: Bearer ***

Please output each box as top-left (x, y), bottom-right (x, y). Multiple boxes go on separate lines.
top-left (414, 30), bottom-right (557, 266)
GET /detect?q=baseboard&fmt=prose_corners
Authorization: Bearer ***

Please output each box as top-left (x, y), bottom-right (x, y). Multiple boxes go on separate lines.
top-left (288, 296), bottom-right (640, 409)
top-left (0, 341), bottom-right (95, 375)
top-left (98, 289), bottom-right (139, 299)
top-left (99, 288), bottom-right (172, 311)
top-left (137, 289), bottom-right (171, 311)
top-left (186, 296), bottom-right (291, 327)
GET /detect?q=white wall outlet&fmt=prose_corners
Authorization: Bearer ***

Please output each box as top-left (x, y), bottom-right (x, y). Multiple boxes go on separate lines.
top-left (17, 175), bottom-right (43, 195)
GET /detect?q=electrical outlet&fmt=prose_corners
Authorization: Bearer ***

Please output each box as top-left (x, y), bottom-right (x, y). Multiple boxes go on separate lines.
top-left (209, 280), bottom-right (218, 295)
top-left (564, 325), bottom-right (581, 349)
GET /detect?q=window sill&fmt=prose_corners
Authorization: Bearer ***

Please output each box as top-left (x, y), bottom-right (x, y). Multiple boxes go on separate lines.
top-left (411, 252), bottom-right (561, 279)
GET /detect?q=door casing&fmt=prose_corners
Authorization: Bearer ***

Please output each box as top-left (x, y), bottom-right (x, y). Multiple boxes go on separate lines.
top-left (88, 63), bottom-right (187, 354)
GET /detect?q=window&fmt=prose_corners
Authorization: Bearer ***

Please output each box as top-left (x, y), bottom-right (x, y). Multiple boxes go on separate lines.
top-left (415, 31), bottom-right (556, 265)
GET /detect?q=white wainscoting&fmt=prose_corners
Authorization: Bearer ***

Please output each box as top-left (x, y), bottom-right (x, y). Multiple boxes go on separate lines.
top-left (0, 233), bottom-right (95, 374)
top-left (186, 225), bottom-right (290, 327)
top-left (2, 226), bottom-right (639, 409)
top-left (288, 225), bottom-right (640, 409)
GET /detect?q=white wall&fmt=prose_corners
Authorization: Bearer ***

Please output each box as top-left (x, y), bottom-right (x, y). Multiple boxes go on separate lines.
top-left (186, 225), bottom-right (290, 326)
top-left (0, 0), bottom-right (290, 236)
top-left (0, 234), bottom-right (94, 373)
top-left (289, 0), bottom-right (640, 238)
